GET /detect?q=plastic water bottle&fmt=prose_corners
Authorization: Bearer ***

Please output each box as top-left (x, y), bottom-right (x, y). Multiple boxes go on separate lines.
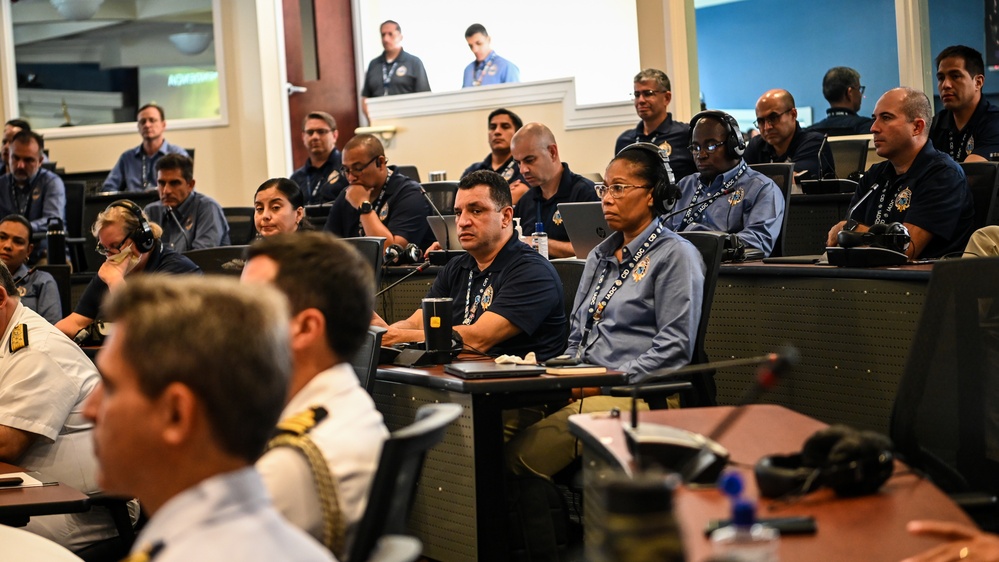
top-left (709, 472), bottom-right (780, 561)
top-left (531, 222), bottom-right (548, 259)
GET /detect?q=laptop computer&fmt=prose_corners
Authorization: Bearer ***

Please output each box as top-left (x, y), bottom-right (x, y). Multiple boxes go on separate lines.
top-left (559, 202), bottom-right (612, 258)
top-left (426, 215), bottom-right (462, 251)
top-left (444, 361), bottom-right (547, 379)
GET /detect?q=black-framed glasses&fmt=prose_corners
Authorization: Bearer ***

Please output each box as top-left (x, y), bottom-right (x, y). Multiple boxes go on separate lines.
top-left (688, 140), bottom-right (727, 154)
top-left (595, 183), bottom-right (650, 199)
top-left (632, 89), bottom-right (665, 99)
top-left (304, 128), bottom-right (332, 136)
top-left (340, 155), bottom-right (379, 177)
top-left (755, 109), bottom-right (792, 129)
top-left (857, 85), bottom-right (866, 95)
top-left (95, 234), bottom-right (131, 257)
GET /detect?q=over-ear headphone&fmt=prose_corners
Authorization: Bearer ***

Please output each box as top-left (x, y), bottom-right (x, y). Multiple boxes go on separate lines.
top-left (754, 425), bottom-right (894, 498)
top-left (384, 243), bottom-right (422, 266)
top-left (616, 142), bottom-right (679, 216)
top-left (836, 222), bottom-right (911, 254)
top-left (689, 110), bottom-right (746, 159)
top-left (107, 199), bottom-right (155, 253)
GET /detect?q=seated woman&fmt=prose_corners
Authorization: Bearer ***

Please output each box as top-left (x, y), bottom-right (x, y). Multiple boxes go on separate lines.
top-left (254, 178), bottom-right (313, 236)
top-left (505, 143), bottom-right (706, 479)
top-left (55, 200), bottom-right (201, 339)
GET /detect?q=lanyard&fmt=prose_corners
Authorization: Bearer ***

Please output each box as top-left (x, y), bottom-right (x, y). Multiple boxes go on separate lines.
top-left (10, 173), bottom-right (38, 216)
top-left (472, 52), bottom-right (496, 86)
top-left (462, 270), bottom-right (492, 324)
top-left (873, 177), bottom-right (899, 224)
top-left (141, 154), bottom-right (150, 190)
top-left (382, 60), bottom-right (399, 91)
top-left (948, 128), bottom-right (972, 161)
top-left (679, 163), bottom-right (747, 230)
top-left (357, 174), bottom-right (392, 236)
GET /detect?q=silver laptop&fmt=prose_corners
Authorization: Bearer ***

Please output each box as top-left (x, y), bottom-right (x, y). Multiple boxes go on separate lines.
top-left (426, 215), bottom-right (463, 251)
top-left (559, 202), bottom-right (612, 258)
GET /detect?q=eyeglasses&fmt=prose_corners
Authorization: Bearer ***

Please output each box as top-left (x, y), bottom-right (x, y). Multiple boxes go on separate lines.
top-left (755, 109), bottom-right (792, 129)
top-left (304, 128), bottom-right (332, 136)
top-left (340, 155), bottom-right (379, 177)
top-left (688, 140), bottom-right (727, 154)
top-left (856, 85), bottom-right (866, 95)
top-left (595, 183), bottom-right (650, 199)
top-left (95, 235), bottom-right (131, 257)
top-left (632, 89), bottom-right (666, 99)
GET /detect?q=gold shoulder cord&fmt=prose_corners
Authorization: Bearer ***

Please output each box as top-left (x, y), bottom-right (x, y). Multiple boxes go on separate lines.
top-left (266, 406), bottom-right (345, 558)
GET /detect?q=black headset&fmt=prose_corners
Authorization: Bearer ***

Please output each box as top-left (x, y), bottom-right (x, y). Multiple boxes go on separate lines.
top-left (107, 200), bottom-right (155, 253)
top-left (384, 243), bottom-right (422, 266)
top-left (836, 222), bottom-right (911, 254)
top-left (616, 142), bottom-right (680, 216)
top-left (689, 110), bottom-right (746, 159)
top-left (754, 424), bottom-right (894, 498)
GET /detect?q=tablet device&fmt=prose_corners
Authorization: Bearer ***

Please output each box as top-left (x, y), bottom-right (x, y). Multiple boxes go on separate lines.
top-left (444, 362), bottom-right (547, 379)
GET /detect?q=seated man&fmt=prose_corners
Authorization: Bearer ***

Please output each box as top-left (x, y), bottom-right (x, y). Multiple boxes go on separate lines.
top-left (461, 24), bottom-right (520, 87)
top-left (0, 131), bottom-right (65, 251)
top-left (461, 108), bottom-right (527, 202)
top-left (84, 276), bottom-right (334, 561)
top-left (511, 123), bottom-right (598, 258)
top-left (808, 66), bottom-right (874, 136)
top-left (615, 68), bottom-right (696, 180)
top-left (928, 45), bottom-right (999, 163)
top-left (102, 104), bottom-right (189, 193)
top-left (143, 154), bottom-right (229, 253)
top-left (0, 214), bottom-right (61, 323)
top-left (243, 232), bottom-right (388, 559)
top-left (0, 118), bottom-right (32, 177)
top-left (290, 111), bottom-right (349, 205)
top-left (665, 111), bottom-right (785, 257)
top-left (826, 88), bottom-right (975, 259)
top-left (744, 89), bottom-right (836, 181)
top-left (324, 134), bottom-right (432, 251)
top-left (375, 170), bottom-right (566, 361)
top-left (55, 200), bottom-right (201, 339)
top-left (0, 261), bottom-right (115, 551)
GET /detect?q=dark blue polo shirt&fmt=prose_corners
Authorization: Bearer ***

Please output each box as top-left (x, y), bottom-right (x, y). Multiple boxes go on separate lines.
top-left (324, 166), bottom-right (433, 249)
top-left (615, 113), bottom-right (696, 180)
top-left (744, 123), bottom-right (836, 181)
top-left (427, 232), bottom-right (566, 361)
top-left (290, 149), bottom-right (349, 205)
top-left (361, 50), bottom-right (431, 97)
top-left (850, 141), bottom-right (974, 258)
top-left (929, 97), bottom-right (999, 162)
top-left (808, 108), bottom-right (874, 136)
top-left (514, 163), bottom-right (598, 241)
top-left (461, 154), bottom-right (525, 185)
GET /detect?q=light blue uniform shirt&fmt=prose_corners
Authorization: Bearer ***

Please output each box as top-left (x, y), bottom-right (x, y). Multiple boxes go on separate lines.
top-left (144, 191), bottom-right (230, 253)
top-left (14, 263), bottom-right (61, 324)
top-left (101, 140), bottom-right (189, 193)
top-left (462, 52), bottom-right (520, 87)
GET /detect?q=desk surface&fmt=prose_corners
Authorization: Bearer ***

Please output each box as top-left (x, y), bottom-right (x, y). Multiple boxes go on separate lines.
top-left (721, 260), bottom-right (934, 281)
top-left (378, 361), bottom-right (627, 394)
top-left (0, 462), bottom-right (91, 523)
top-left (569, 405), bottom-right (973, 562)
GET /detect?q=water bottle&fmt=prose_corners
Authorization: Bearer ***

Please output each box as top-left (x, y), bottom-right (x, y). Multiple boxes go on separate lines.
top-left (531, 222), bottom-right (548, 259)
top-left (709, 473), bottom-right (780, 561)
top-left (47, 217), bottom-right (67, 265)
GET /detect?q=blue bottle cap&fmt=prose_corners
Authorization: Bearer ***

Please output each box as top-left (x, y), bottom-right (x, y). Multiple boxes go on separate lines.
top-left (535, 222), bottom-right (545, 232)
top-left (732, 499), bottom-right (756, 527)
top-left (718, 471), bottom-right (744, 498)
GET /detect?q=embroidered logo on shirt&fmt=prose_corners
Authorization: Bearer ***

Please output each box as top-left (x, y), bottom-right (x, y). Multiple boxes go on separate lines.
top-left (632, 256), bottom-right (651, 282)
top-left (16, 286), bottom-right (26, 297)
top-left (553, 209), bottom-right (563, 226)
top-left (658, 141), bottom-right (673, 156)
top-left (895, 187), bottom-right (912, 212)
top-left (482, 286), bottom-right (493, 310)
top-left (488, 65), bottom-right (498, 76)
top-left (31, 186), bottom-right (41, 200)
top-left (396, 66), bottom-right (408, 77)
top-left (728, 188), bottom-right (745, 206)
top-left (379, 203), bottom-right (391, 221)
top-left (967, 136), bottom-right (976, 154)
top-left (184, 216), bottom-right (194, 231)
top-left (501, 167), bottom-right (514, 180)
top-left (328, 170), bottom-right (341, 184)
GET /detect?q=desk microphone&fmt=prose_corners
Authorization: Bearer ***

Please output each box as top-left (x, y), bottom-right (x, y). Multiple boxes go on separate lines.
top-left (841, 180), bottom-right (882, 232)
top-left (165, 206), bottom-right (192, 247)
top-left (420, 185), bottom-right (463, 265)
top-left (816, 134), bottom-right (832, 180)
top-left (375, 260), bottom-right (431, 297)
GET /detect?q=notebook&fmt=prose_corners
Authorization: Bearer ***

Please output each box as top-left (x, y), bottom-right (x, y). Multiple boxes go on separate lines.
top-left (443, 362), bottom-right (547, 379)
top-left (427, 215), bottom-right (463, 251)
top-left (559, 202), bottom-right (612, 258)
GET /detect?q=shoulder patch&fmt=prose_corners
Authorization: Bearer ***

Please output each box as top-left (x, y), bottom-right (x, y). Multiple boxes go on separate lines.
top-left (274, 406), bottom-right (328, 437)
top-left (9, 324), bottom-right (28, 353)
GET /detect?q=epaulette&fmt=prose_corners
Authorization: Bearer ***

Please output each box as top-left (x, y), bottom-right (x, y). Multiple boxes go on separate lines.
top-left (274, 406), bottom-right (328, 437)
top-left (122, 541), bottom-right (164, 562)
top-left (8, 324), bottom-right (28, 354)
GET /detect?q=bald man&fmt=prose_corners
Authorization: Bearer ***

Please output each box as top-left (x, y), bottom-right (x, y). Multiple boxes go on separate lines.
top-left (743, 89), bottom-right (835, 181)
top-left (510, 123), bottom-right (598, 258)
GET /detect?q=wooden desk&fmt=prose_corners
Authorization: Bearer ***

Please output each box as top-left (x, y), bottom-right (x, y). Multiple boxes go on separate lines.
top-left (569, 405), bottom-right (974, 561)
top-left (374, 363), bottom-right (627, 562)
top-left (0, 462), bottom-right (91, 527)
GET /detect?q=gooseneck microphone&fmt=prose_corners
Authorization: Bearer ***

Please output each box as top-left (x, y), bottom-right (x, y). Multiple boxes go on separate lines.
top-left (165, 206), bottom-right (193, 247)
top-left (841, 181), bottom-right (882, 231)
top-left (816, 134), bottom-right (831, 180)
top-left (375, 260), bottom-right (431, 297)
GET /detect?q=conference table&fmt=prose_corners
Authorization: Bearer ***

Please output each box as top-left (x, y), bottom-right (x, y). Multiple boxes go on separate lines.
top-left (0, 462), bottom-right (91, 527)
top-left (569, 404), bottom-right (973, 561)
top-left (373, 362), bottom-right (627, 562)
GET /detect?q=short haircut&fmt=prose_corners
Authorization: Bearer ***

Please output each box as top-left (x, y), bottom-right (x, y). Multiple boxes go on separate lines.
top-left (488, 108), bottom-right (523, 130)
top-left (92, 201), bottom-right (163, 241)
top-left (246, 232), bottom-right (373, 360)
top-left (138, 103), bottom-right (165, 121)
top-left (0, 214), bottom-right (33, 241)
top-left (343, 133), bottom-right (385, 160)
top-left (936, 45), bottom-right (985, 78)
top-left (465, 23), bottom-right (488, 38)
top-left (101, 276), bottom-right (292, 463)
top-left (458, 169), bottom-right (512, 209)
top-left (822, 67), bottom-right (861, 103)
top-left (254, 178), bottom-right (314, 231)
top-left (11, 130), bottom-right (44, 153)
top-left (897, 87), bottom-right (933, 126)
top-left (303, 111), bottom-right (337, 132)
top-left (5, 119), bottom-right (31, 131)
top-left (613, 145), bottom-right (667, 202)
top-left (0, 261), bottom-right (15, 297)
top-left (634, 68), bottom-right (671, 92)
top-left (154, 153), bottom-right (194, 183)
top-left (381, 20), bottom-right (401, 33)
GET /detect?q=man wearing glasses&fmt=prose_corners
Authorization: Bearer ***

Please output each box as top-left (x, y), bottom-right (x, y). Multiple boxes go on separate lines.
top-left (614, 68), bottom-right (696, 181)
top-left (665, 111), bottom-right (785, 257)
top-left (744, 89), bottom-right (835, 181)
top-left (809, 67), bottom-right (874, 136)
top-left (928, 45), bottom-right (999, 163)
top-left (323, 134), bottom-right (432, 252)
top-left (290, 111), bottom-right (349, 205)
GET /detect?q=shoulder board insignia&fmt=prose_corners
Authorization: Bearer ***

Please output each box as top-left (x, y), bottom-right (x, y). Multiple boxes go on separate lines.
top-left (275, 406), bottom-right (328, 437)
top-left (9, 324), bottom-right (28, 353)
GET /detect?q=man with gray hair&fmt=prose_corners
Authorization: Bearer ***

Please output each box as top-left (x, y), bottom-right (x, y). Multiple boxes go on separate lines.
top-left (84, 276), bottom-right (334, 561)
top-left (290, 111), bottom-right (349, 205)
top-left (615, 68), bottom-right (695, 180)
top-left (826, 87), bottom-right (974, 259)
top-left (809, 66), bottom-right (874, 136)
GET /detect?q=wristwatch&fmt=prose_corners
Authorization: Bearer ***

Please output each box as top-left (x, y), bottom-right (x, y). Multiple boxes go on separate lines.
top-left (358, 201), bottom-right (373, 214)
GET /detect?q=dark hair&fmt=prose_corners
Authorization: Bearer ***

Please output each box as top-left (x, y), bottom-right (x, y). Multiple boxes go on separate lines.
top-left (822, 67), bottom-right (861, 103)
top-left (0, 214), bottom-right (33, 240)
top-left (138, 103), bottom-right (165, 121)
top-left (11, 130), bottom-right (44, 153)
top-left (246, 232), bottom-right (374, 360)
top-left (465, 23), bottom-right (488, 38)
top-left (634, 68), bottom-right (671, 92)
top-left (488, 108), bottom-right (523, 130)
top-left (458, 169), bottom-right (512, 208)
top-left (303, 111), bottom-right (337, 132)
top-left (344, 133), bottom-right (385, 160)
top-left (0, 260), bottom-right (15, 297)
top-left (155, 153), bottom-right (194, 182)
top-left (612, 145), bottom-right (664, 196)
top-left (254, 178), bottom-right (314, 231)
top-left (381, 20), bottom-right (401, 33)
top-left (936, 45), bottom-right (985, 78)
top-left (5, 119), bottom-right (31, 131)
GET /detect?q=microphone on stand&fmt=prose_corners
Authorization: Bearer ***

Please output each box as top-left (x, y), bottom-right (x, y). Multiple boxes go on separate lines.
top-left (816, 134), bottom-right (831, 180)
top-left (375, 260), bottom-right (431, 298)
top-left (165, 206), bottom-right (192, 248)
top-left (840, 180), bottom-right (882, 232)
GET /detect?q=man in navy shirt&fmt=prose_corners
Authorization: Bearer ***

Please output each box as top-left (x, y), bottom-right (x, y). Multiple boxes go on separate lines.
top-left (461, 108), bottom-right (527, 201)
top-left (360, 21), bottom-right (430, 123)
top-left (744, 89), bottom-right (835, 181)
top-left (102, 104), bottom-right (189, 193)
top-left (809, 67), bottom-right (874, 136)
top-left (929, 45), bottom-right (999, 163)
top-left (826, 88), bottom-right (974, 259)
top-left (290, 111), bottom-right (349, 205)
top-left (374, 170), bottom-right (566, 361)
top-left (615, 68), bottom-right (696, 181)
top-left (511, 123), bottom-right (598, 258)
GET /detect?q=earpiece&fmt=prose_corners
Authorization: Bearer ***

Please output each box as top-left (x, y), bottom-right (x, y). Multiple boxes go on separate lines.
top-left (107, 199), bottom-right (155, 253)
top-left (689, 110), bottom-right (746, 159)
top-left (617, 142), bottom-right (680, 215)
